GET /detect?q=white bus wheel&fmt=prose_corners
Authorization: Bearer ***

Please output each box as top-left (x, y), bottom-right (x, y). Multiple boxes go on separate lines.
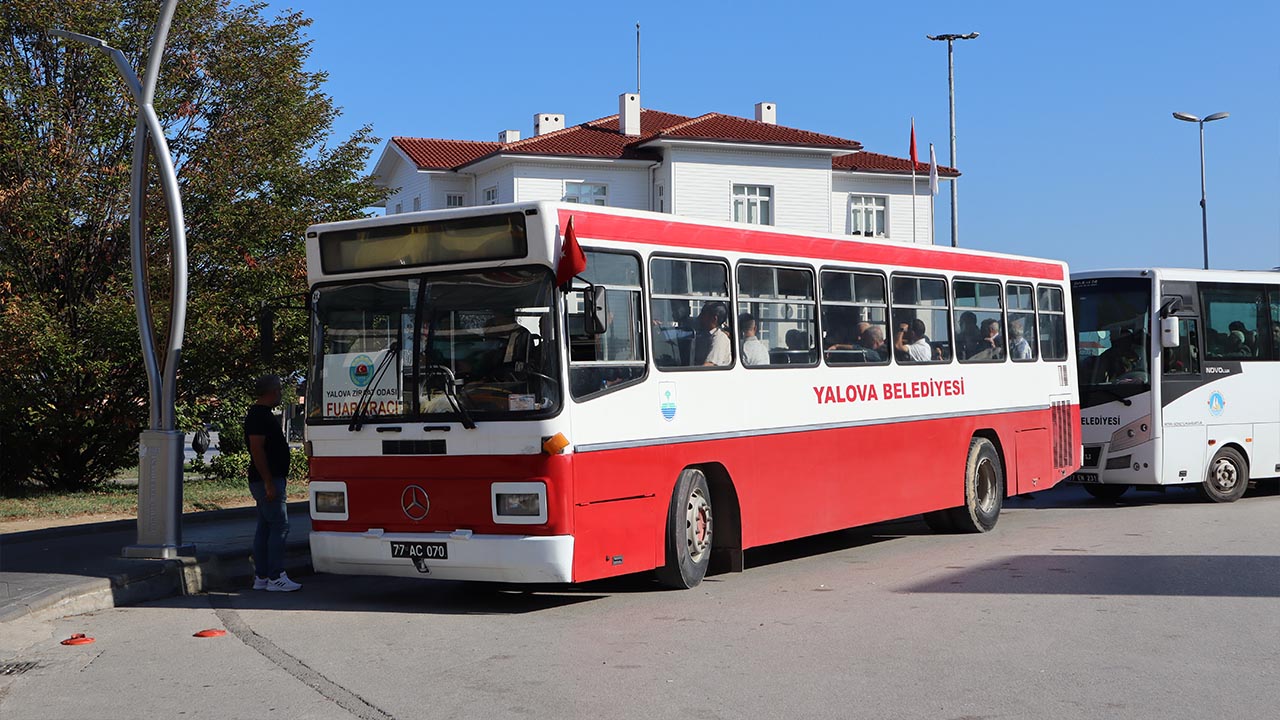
top-left (947, 437), bottom-right (1004, 533)
top-left (655, 469), bottom-right (713, 589)
top-left (1198, 447), bottom-right (1249, 503)
top-left (1083, 484), bottom-right (1129, 501)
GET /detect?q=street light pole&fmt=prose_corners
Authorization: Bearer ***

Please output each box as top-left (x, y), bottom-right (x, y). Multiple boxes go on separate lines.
top-left (51, 0), bottom-right (193, 560)
top-left (1173, 111), bottom-right (1229, 270)
top-left (927, 32), bottom-right (978, 248)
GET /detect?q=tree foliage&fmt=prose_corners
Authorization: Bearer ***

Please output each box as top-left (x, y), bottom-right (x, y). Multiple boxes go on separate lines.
top-left (0, 0), bottom-right (386, 492)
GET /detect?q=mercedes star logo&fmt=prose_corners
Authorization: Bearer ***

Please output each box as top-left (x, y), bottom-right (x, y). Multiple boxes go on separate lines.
top-left (401, 485), bottom-right (430, 521)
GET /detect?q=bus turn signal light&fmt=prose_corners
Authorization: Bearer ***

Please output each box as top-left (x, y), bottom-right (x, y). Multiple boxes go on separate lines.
top-left (542, 433), bottom-right (570, 455)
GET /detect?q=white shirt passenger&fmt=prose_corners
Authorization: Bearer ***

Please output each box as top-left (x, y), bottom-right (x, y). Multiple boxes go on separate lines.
top-left (907, 337), bottom-right (932, 362)
top-left (704, 328), bottom-right (732, 367)
top-left (741, 335), bottom-right (770, 366)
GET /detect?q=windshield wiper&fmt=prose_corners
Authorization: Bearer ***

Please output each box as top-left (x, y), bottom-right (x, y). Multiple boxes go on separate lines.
top-left (348, 340), bottom-right (401, 431)
top-left (422, 365), bottom-right (477, 429)
top-left (1085, 384), bottom-right (1134, 407)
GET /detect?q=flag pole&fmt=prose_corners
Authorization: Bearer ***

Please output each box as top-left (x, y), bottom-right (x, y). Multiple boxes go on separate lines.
top-left (910, 117), bottom-right (918, 243)
top-left (929, 143), bottom-right (937, 244)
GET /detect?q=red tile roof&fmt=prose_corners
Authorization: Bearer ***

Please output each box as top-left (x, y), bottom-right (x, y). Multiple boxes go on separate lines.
top-left (391, 109), bottom-right (959, 176)
top-left (391, 137), bottom-right (501, 170)
top-left (833, 151), bottom-right (959, 177)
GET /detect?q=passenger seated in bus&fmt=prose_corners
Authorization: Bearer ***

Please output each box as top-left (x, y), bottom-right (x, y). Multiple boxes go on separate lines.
top-left (739, 313), bottom-right (770, 366)
top-left (894, 318), bottom-right (933, 362)
top-left (970, 318), bottom-right (1004, 361)
top-left (1009, 317), bottom-right (1032, 360)
top-left (1226, 321), bottom-right (1252, 356)
top-left (955, 311), bottom-right (979, 360)
top-left (693, 302), bottom-right (732, 366)
top-left (1100, 329), bottom-right (1147, 382)
top-left (858, 325), bottom-right (886, 362)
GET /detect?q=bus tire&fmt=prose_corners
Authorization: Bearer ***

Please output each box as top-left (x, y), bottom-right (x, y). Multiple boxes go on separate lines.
top-left (922, 510), bottom-right (956, 533)
top-left (1082, 484), bottom-right (1129, 500)
top-left (946, 437), bottom-right (1004, 533)
top-left (655, 468), bottom-right (713, 589)
top-left (1198, 447), bottom-right (1249, 503)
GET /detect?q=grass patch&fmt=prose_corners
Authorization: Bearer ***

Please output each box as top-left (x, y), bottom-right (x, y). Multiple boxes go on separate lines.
top-left (0, 475), bottom-right (309, 521)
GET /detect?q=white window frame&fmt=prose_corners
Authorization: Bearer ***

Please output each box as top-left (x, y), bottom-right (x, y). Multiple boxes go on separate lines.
top-left (565, 181), bottom-right (608, 206)
top-left (848, 195), bottom-right (888, 238)
top-left (483, 186), bottom-right (498, 205)
top-left (394, 202), bottom-right (402, 214)
top-left (412, 196), bottom-right (420, 212)
top-left (446, 193), bottom-right (465, 208)
top-left (732, 184), bottom-right (773, 226)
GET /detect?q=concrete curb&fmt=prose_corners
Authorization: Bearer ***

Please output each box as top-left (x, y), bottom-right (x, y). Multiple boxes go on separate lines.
top-left (1, 501), bottom-right (310, 543)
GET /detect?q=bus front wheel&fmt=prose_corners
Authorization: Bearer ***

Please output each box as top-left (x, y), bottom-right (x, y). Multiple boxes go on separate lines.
top-left (1198, 447), bottom-right (1249, 503)
top-left (948, 437), bottom-right (1004, 533)
top-left (656, 469), bottom-right (713, 589)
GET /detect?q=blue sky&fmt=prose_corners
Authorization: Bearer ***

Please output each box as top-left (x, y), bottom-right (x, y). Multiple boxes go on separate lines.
top-left (267, 0), bottom-right (1279, 272)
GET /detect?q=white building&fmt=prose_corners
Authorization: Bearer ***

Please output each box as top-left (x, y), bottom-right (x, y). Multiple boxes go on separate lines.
top-left (372, 95), bottom-right (958, 244)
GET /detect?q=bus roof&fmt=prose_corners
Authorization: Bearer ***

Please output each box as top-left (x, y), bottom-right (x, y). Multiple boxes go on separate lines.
top-left (1072, 267), bottom-right (1280, 284)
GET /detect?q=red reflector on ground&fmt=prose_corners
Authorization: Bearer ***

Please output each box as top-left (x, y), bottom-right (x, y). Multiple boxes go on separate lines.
top-left (61, 633), bottom-right (94, 646)
top-left (193, 629), bottom-right (227, 638)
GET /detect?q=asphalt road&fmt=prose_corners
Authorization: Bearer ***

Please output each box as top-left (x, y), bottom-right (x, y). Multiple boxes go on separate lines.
top-left (3, 483), bottom-right (1279, 720)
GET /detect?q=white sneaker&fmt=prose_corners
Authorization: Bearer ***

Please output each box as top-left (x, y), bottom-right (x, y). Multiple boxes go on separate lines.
top-left (252, 576), bottom-right (268, 591)
top-left (265, 573), bottom-right (301, 592)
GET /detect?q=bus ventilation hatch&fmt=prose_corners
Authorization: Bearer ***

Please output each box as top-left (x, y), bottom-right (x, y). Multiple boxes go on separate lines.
top-left (1051, 398), bottom-right (1074, 469)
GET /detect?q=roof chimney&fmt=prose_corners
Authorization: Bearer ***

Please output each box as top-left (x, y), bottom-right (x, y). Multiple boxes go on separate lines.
top-left (533, 113), bottom-right (564, 136)
top-left (619, 92), bottom-right (641, 136)
top-left (498, 129), bottom-right (520, 143)
top-left (754, 101), bottom-right (776, 125)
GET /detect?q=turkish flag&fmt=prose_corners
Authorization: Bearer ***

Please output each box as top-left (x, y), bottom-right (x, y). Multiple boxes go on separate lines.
top-left (555, 216), bottom-right (587, 288)
top-left (909, 118), bottom-right (918, 167)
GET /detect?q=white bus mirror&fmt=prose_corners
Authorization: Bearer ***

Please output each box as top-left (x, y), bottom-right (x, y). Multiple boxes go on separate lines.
top-left (1160, 316), bottom-right (1180, 348)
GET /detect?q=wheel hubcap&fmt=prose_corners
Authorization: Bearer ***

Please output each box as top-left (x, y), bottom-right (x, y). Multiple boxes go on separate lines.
top-left (975, 458), bottom-right (997, 513)
top-left (1211, 459), bottom-right (1238, 492)
top-left (685, 487), bottom-right (712, 563)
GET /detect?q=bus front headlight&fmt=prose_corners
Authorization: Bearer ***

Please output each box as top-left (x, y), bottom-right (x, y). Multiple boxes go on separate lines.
top-left (491, 482), bottom-right (547, 524)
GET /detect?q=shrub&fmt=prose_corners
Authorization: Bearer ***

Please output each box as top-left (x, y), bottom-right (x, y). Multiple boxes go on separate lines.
top-left (206, 448), bottom-right (307, 483)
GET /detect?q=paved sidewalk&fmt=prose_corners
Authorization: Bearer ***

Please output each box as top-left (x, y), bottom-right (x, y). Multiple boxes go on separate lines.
top-left (0, 502), bottom-right (312, 625)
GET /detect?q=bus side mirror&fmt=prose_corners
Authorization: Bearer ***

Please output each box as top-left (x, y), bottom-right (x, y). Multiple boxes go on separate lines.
top-left (582, 286), bottom-right (608, 335)
top-left (1160, 316), bottom-right (1180, 348)
top-left (259, 305), bottom-right (276, 361)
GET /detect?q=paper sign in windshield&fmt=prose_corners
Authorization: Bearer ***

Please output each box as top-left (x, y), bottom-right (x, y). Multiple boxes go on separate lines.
top-left (323, 349), bottom-right (402, 417)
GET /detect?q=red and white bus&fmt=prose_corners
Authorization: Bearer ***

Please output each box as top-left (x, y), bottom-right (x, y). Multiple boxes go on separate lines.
top-left (304, 203), bottom-right (1080, 588)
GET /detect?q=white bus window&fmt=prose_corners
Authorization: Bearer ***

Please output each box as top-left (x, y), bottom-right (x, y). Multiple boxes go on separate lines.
top-left (954, 279), bottom-right (1006, 363)
top-left (738, 264), bottom-right (817, 367)
top-left (1038, 285), bottom-right (1068, 361)
top-left (568, 251), bottom-right (646, 399)
top-left (1163, 318), bottom-right (1200, 375)
top-left (1271, 290), bottom-right (1280, 359)
top-left (1006, 283), bottom-right (1038, 362)
top-left (651, 258), bottom-right (732, 369)
top-left (1201, 284), bottom-right (1268, 361)
top-left (891, 275), bottom-right (951, 363)
top-left (821, 270), bottom-right (889, 365)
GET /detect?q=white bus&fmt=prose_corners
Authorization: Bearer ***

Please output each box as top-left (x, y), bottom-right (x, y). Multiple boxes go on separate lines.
top-left (303, 202), bottom-right (1080, 588)
top-left (1071, 268), bottom-right (1280, 501)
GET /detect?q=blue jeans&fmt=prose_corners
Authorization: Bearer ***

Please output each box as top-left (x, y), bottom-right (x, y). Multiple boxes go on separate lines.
top-left (249, 477), bottom-right (289, 580)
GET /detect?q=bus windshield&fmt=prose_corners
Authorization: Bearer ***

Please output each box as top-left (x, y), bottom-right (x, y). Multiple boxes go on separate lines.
top-left (1072, 276), bottom-right (1152, 408)
top-left (309, 267), bottom-right (560, 423)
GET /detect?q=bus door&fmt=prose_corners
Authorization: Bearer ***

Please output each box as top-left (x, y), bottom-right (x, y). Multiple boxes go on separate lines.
top-left (1159, 288), bottom-right (1207, 483)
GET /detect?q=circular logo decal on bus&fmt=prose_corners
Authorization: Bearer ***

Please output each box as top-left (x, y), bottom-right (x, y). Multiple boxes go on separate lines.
top-left (401, 485), bottom-right (430, 521)
top-left (1207, 391), bottom-right (1226, 417)
top-left (349, 354), bottom-right (374, 387)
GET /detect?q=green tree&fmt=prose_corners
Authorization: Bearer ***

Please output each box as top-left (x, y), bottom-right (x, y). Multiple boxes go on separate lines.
top-left (0, 0), bottom-right (387, 493)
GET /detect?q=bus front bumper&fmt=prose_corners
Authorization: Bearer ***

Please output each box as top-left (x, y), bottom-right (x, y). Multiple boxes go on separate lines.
top-left (309, 530), bottom-right (574, 583)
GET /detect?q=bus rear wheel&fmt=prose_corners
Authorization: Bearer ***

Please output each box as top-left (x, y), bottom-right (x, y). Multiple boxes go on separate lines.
top-left (1082, 484), bottom-right (1129, 500)
top-left (1198, 447), bottom-right (1249, 503)
top-left (947, 437), bottom-right (1004, 533)
top-left (656, 469), bottom-right (713, 589)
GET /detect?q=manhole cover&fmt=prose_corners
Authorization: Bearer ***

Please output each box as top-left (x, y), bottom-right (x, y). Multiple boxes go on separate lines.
top-left (0, 661), bottom-right (39, 676)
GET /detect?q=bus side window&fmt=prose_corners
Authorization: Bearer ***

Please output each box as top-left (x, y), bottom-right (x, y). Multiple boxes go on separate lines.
top-left (568, 250), bottom-right (647, 400)
top-left (1037, 285), bottom-right (1068, 361)
top-left (738, 263), bottom-right (817, 367)
top-left (1006, 282), bottom-right (1038, 362)
top-left (650, 257), bottom-right (733, 370)
top-left (1201, 284), bottom-right (1267, 361)
top-left (1163, 318), bottom-right (1199, 375)
top-left (890, 274), bottom-right (951, 364)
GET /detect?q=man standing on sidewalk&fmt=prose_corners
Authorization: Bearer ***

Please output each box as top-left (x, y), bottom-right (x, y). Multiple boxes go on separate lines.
top-left (245, 375), bottom-right (301, 592)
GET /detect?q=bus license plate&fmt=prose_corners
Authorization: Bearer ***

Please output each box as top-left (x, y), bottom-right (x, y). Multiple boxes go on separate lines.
top-left (1073, 472), bottom-right (1100, 484)
top-left (389, 541), bottom-right (448, 560)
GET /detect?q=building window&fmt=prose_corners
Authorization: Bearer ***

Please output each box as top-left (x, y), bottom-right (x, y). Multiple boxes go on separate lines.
top-left (412, 196), bottom-right (421, 212)
top-left (565, 182), bottom-right (608, 206)
top-left (655, 184), bottom-right (665, 213)
top-left (394, 202), bottom-right (402, 214)
top-left (732, 185), bottom-right (772, 225)
top-left (483, 187), bottom-right (498, 205)
top-left (849, 195), bottom-right (888, 237)
top-left (446, 193), bottom-right (464, 208)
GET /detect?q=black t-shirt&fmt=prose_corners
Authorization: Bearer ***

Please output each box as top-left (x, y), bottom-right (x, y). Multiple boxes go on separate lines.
top-left (244, 404), bottom-right (289, 483)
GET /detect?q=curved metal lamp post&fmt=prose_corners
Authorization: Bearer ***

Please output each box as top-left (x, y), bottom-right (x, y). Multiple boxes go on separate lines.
top-left (1172, 111), bottom-right (1229, 270)
top-left (926, 32), bottom-right (979, 248)
top-left (51, 0), bottom-right (192, 559)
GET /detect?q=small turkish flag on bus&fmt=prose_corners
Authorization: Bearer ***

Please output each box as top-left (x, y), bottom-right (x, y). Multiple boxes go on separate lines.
top-left (556, 216), bottom-right (587, 288)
